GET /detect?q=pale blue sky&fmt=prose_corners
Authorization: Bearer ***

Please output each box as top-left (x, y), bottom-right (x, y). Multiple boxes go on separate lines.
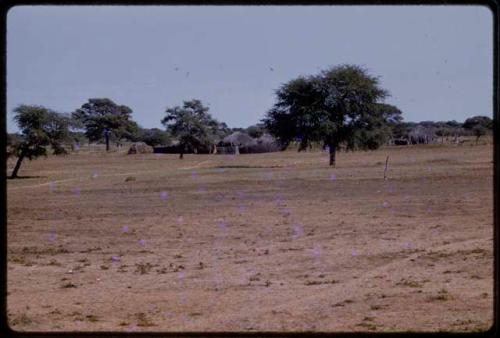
top-left (7, 5), bottom-right (493, 132)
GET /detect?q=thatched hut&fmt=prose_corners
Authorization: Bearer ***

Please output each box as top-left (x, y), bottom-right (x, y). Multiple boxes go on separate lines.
top-left (223, 132), bottom-right (257, 147)
top-left (408, 125), bottom-right (437, 144)
top-left (217, 132), bottom-right (281, 154)
top-left (128, 142), bottom-right (153, 154)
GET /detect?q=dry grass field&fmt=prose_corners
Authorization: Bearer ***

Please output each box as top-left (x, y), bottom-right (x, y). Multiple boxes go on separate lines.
top-left (6, 142), bottom-right (493, 332)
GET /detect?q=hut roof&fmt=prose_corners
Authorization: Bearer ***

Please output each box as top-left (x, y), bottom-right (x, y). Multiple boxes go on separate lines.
top-left (223, 131), bottom-right (257, 146)
top-left (409, 125), bottom-right (436, 137)
top-left (257, 133), bottom-right (277, 144)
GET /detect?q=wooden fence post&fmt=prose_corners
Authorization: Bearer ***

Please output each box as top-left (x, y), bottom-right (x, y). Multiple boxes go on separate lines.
top-left (384, 156), bottom-right (389, 180)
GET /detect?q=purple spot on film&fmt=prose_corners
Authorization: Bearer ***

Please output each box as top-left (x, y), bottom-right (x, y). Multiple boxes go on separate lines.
top-left (275, 195), bottom-right (283, 205)
top-left (382, 201), bottom-right (389, 208)
top-left (73, 187), bottom-right (81, 196)
top-left (292, 224), bottom-right (304, 240)
top-left (330, 174), bottom-right (337, 181)
top-left (217, 220), bottom-right (227, 231)
top-left (48, 231), bottom-right (56, 243)
top-left (48, 182), bottom-right (55, 192)
top-left (160, 191), bottom-right (169, 200)
top-left (111, 255), bottom-right (119, 263)
top-left (138, 239), bottom-right (146, 247)
top-left (312, 245), bottom-right (321, 258)
top-left (351, 249), bottom-right (358, 257)
top-left (122, 226), bottom-right (129, 233)
top-left (177, 216), bottom-right (184, 224)
top-left (91, 171), bottom-right (98, 179)
top-left (191, 171), bottom-right (198, 179)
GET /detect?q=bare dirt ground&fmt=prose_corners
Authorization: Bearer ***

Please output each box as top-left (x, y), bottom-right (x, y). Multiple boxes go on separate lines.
top-left (6, 143), bottom-right (493, 332)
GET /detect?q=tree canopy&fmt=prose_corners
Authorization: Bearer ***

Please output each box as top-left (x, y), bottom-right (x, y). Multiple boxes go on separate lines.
top-left (463, 115), bottom-right (493, 142)
top-left (245, 123), bottom-right (267, 138)
top-left (263, 64), bottom-right (395, 166)
top-left (135, 127), bottom-right (171, 147)
top-left (161, 99), bottom-right (225, 158)
top-left (9, 105), bottom-right (71, 178)
top-left (72, 98), bottom-right (138, 150)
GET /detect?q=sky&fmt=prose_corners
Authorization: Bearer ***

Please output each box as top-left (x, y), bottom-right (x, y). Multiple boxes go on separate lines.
top-left (6, 5), bottom-right (493, 133)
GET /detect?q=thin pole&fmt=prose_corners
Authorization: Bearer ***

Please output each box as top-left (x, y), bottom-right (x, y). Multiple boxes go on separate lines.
top-left (384, 155), bottom-right (389, 180)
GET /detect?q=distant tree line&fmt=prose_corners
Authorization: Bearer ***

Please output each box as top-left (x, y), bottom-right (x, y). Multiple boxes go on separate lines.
top-left (7, 63), bottom-right (494, 177)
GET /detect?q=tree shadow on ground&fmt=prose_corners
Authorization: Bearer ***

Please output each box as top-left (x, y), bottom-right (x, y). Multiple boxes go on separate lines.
top-left (7, 175), bottom-right (46, 180)
top-left (214, 165), bottom-right (282, 169)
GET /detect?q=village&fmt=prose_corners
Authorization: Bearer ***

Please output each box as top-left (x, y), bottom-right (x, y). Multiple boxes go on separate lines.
top-left (6, 4), bottom-right (493, 334)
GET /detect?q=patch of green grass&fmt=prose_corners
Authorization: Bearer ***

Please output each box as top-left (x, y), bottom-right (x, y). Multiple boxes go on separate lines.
top-left (356, 322), bottom-right (378, 331)
top-left (86, 314), bottom-right (99, 322)
top-left (396, 278), bottom-right (425, 288)
top-left (305, 279), bottom-right (337, 286)
top-left (9, 255), bottom-right (35, 266)
top-left (426, 288), bottom-right (452, 302)
top-left (135, 312), bottom-right (155, 327)
top-left (47, 259), bottom-right (61, 266)
top-left (11, 313), bottom-right (33, 326)
top-left (135, 262), bottom-right (154, 275)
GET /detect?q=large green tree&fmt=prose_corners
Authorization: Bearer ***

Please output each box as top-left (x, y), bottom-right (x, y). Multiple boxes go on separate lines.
top-left (463, 115), bottom-right (493, 143)
top-left (9, 105), bottom-right (71, 179)
top-left (263, 64), bottom-right (395, 166)
top-left (351, 103), bottom-right (403, 149)
top-left (245, 123), bottom-right (267, 138)
top-left (72, 98), bottom-right (137, 151)
top-left (161, 99), bottom-right (223, 158)
top-left (135, 127), bottom-right (171, 147)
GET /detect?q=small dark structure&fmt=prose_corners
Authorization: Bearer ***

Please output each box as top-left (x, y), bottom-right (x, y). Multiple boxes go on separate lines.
top-left (153, 144), bottom-right (211, 154)
top-left (154, 144), bottom-right (184, 154)
top-left (153, 132), bottom-right (282, 155)
top-left (393, 138), bottom-right (410, 146)
top-left (217, 132), bottom-right (281, 154)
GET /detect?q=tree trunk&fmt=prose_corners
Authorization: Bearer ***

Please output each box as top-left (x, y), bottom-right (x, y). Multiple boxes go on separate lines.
top-left (11, 153), bottom-right (25, 179)
top-left (179, 144), bottom-right (185, 159)
top-left (105, 133), bottom-right (110, 152)
top-left (328, 143), bottom-right (337, 167)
